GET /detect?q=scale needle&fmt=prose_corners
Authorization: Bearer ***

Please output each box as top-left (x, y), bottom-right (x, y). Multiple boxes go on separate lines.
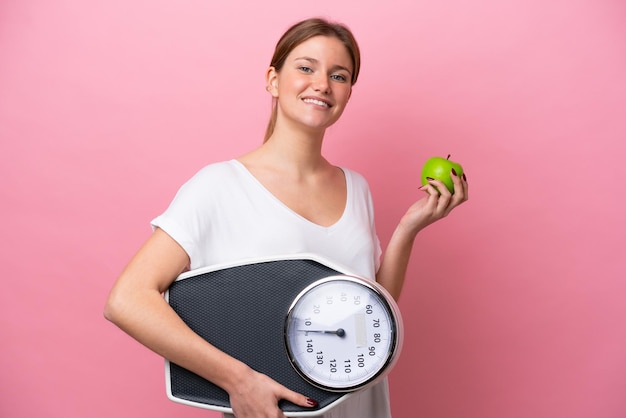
top-left (298, 328), bottom-right (346, 337)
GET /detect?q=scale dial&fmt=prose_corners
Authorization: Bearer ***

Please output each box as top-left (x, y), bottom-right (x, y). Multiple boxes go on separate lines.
top-left (284, 275), bottom-right (403, 392)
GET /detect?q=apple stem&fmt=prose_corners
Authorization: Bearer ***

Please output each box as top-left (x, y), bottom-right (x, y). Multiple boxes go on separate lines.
top-left (447, 154), bottom-right (451, 160)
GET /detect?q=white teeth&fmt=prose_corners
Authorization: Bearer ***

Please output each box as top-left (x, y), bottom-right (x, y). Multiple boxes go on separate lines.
top-left (303, 98), bottom-right (330, 108)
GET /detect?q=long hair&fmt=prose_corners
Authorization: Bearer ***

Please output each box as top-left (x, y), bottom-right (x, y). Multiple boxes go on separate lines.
top-left (263, 18), bottom-right (361, 142)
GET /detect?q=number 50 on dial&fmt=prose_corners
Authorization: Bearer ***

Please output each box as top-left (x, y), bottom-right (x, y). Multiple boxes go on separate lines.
top-left (283, 275), bottom-right (404, 392)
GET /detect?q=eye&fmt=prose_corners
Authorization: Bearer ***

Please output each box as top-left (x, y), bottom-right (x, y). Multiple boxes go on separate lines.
top-left (331, 74), bottom-right (347, 83)
top-left (299, 66), bottom-right (313, 73)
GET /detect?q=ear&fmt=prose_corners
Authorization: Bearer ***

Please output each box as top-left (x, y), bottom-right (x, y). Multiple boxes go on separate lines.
top-left (265, 66), bottom-right (279, 97)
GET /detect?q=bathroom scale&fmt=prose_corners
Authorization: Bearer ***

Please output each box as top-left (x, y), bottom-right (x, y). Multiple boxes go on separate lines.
top-left (165, 253), bottom-right (403, 416)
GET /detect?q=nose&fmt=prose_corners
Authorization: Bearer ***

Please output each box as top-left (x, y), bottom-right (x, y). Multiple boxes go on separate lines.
top-left (313, 74), bottom-right (330, 94)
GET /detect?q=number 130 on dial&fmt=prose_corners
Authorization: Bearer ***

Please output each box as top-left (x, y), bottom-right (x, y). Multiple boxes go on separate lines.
top-left (284, 275), bottom-right (404, 392)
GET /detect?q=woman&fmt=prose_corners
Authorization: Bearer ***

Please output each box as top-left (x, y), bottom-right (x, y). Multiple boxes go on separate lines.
top-left (104, 17), bottom-right (468, 418)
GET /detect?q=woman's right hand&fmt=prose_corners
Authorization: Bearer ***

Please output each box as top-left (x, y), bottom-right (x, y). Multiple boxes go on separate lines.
top-left (228, 367), bottom-right (317, 418)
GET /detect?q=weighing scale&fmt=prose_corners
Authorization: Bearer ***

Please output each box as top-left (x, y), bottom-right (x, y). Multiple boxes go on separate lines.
top-left (165, 254), bottom-right (403, 416)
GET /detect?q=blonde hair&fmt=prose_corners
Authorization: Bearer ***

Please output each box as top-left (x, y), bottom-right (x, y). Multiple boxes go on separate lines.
top-left (263, 18), bottom-right (361, 142)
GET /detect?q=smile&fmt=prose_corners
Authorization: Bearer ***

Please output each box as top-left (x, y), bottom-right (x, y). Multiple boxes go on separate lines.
top-left (303, 98), bottom-right (332, 108)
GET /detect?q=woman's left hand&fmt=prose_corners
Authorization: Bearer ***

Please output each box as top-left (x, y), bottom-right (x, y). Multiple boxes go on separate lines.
top-left (376, 169), bottom-right (468, 300)
top-left (400, 169), bottom-right (469, 235)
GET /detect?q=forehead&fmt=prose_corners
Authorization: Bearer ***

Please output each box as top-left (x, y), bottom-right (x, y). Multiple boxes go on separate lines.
top-left (287, 36), bottom-right (353, 69)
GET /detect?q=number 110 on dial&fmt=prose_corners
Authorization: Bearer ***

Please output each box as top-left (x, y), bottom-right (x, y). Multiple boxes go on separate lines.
top-left (284, 276), bottom-right (403, 392)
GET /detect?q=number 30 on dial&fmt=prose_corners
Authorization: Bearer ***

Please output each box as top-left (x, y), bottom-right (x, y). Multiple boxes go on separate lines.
top-left (283, 275), bottom-right (404, 392)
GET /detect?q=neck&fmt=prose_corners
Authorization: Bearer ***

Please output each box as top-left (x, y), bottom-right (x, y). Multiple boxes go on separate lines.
top-left (261, 123), bottom-right (328, 174)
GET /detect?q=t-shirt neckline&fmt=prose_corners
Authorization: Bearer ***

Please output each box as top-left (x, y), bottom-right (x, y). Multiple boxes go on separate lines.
top-left (230, 159), bottom-right (350, 231)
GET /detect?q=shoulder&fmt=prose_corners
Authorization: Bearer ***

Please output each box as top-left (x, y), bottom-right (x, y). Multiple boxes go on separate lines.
top-left (193, 159), bottom-right (239, 178)
top-left (168, 160), bottom-right (243, 205)
top-left (181, 160), bottom-right (240, 187)
top-left (341, 167), bottom-right (371, 191)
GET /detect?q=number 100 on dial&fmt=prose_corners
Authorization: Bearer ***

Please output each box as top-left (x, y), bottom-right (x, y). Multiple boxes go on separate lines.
top-left (284, 275), bottom-right (404, 392)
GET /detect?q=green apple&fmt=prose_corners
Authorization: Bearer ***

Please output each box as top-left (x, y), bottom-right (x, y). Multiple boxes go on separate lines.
top-left (421, 155), bottom-right (464, 194)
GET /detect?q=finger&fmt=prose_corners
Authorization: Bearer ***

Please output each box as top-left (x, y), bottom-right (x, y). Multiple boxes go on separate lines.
top-left (279, 387), bottom-right (318, 409)
top-left (419, 183), bottom-right (442, 212)
top-left (419, 182), bottom-right (438, 199)
top-left (454, 170), bottom-right (468, 203)
top-left (426, 178), bottom-right (452, 214)
top-left (455, 170), bottom-right (469, 201)
top-left (450, 168), bottom-right (464, 196)
top-left (461, 171), bottom-right (469, 201)
top-left (443, 172), bottom-right (468, 216)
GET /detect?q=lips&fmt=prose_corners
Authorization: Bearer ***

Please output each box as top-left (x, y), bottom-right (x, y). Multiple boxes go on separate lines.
top-left (302, 97), bottom-right (332, 108)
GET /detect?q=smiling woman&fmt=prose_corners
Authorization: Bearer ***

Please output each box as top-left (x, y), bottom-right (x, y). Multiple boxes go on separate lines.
top-left (3, 1), bottom-right (626, 417)
top-left (263, 18), bottom-right (361, 142)
top-left (264, 36), bottom-right (354, 145)
top-left (104, 16), bottom-right (467, 418)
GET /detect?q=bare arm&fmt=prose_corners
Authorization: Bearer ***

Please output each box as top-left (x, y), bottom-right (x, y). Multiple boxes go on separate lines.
top-left (104, 228), bottom-right (315, 417)
top-left (376, 170), bottom-right (468, 301)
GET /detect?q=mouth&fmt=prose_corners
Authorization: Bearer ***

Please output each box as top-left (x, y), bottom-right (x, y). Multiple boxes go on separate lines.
top-left (302, 97), bottom-right (332, 108)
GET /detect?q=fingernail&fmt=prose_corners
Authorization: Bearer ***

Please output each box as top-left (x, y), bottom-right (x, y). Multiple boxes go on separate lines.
top-left (462, 173), bottom-right (467, 182)
top-left (451, 168), bottom-right (457, 176)
top-left (426, 177), bottom-right (435, 181)
top-left (306, 398), bottom-right (318, 407)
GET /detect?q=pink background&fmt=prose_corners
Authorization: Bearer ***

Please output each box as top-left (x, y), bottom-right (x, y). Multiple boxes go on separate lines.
top-left (1, 1), bottom-right (625, 417)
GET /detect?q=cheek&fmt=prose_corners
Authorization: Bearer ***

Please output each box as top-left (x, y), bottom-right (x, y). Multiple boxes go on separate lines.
top-left (336, 87), bottom-right (352, 106)
top-left (279, 74), bottom-right (307, 94)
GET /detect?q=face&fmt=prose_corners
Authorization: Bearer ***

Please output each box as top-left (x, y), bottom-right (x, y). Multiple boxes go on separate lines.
top-left (266, 36), bottom-right (354, 134)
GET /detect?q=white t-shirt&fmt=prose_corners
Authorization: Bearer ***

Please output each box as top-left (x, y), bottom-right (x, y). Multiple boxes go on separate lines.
top-left (152, 159), bottom-right (391, 418)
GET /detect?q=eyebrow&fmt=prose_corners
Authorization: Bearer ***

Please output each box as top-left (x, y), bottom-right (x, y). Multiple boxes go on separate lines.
top-left (293, 56), bottom-right (353, 76)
